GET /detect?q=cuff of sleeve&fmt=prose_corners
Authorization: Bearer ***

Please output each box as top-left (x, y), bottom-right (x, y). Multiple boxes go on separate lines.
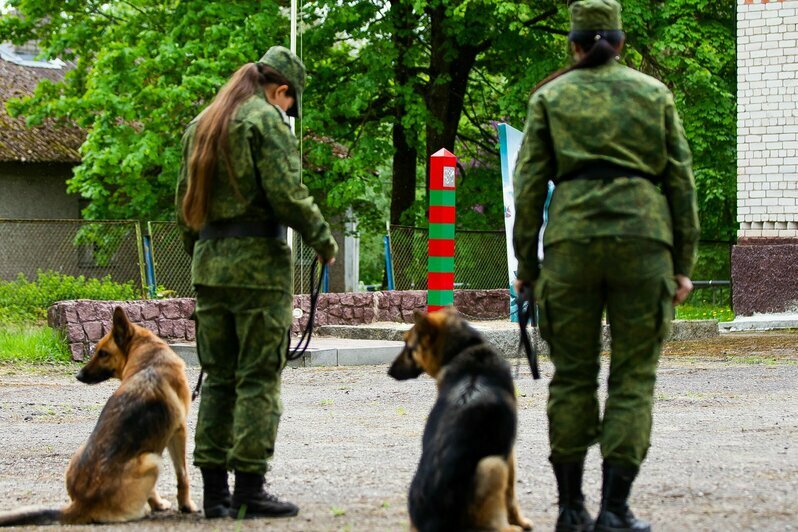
top-left (316, 238), bottom-right (339, 263)
top-left (516, 262), bottom-right (540, 283)
top-left (673, 264), bottom-right (693, 278)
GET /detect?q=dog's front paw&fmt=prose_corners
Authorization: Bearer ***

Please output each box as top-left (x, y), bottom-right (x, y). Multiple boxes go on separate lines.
top-left (179, 500), bottom-right (199, 513)
top-left (149, 498), bottom-right (172, 512)
top-left (515, 517), bottom-right (533, 531)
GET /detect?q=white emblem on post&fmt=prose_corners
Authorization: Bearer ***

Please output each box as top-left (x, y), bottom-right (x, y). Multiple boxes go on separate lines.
top-left (443, 166), bottom-right (456, 188)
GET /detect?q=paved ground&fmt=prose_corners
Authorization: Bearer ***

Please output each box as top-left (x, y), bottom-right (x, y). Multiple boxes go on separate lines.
top-left (0, 331), bottom-right (796, 531)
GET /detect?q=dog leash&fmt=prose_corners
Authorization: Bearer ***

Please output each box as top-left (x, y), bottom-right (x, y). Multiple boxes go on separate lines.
top-left (287, 257), bottom-right (325, 361)
top-left (517, 283), bottom-right (541, 380)
top-left (191, 258), bottom-right (326, 402)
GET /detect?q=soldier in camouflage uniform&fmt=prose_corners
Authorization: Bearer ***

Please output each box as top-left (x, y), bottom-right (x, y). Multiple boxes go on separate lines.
top-left (176, 46), bottom-right (338, 519)
top-left (513, 1), bottom-right (699, 531)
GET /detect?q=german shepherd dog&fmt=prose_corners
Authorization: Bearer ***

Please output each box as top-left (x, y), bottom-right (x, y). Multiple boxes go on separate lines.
top-left (388, 308), bottom-right (532, 532)
top-left (0, 307), bottom-right (198, 526)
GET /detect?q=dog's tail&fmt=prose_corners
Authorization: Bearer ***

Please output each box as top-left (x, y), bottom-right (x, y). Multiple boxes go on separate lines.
top-left (0, 506), bottom-right (62, 526)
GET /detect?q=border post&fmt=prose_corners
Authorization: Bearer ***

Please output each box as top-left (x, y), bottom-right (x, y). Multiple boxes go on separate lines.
top-left (428, 148), bottom-right (457, 311)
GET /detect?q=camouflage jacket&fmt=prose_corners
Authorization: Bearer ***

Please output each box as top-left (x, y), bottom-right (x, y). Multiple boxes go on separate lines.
top-left (176, 92), bottom-right (338, 292)
top-left (513, 62), bottom-right (700, 281)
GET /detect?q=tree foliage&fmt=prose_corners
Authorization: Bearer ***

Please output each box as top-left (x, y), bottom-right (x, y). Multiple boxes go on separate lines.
top-left (1, 0), bottom-right (735, 241)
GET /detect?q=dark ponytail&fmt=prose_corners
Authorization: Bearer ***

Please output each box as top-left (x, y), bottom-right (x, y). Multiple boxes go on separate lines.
top-left (533, 30), bottom-right (624, 92)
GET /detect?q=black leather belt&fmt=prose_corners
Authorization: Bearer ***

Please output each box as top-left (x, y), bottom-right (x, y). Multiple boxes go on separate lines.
top-left (199, 221), bottom-right (286, 241)
top-left (557, 162), bottom-right (660, 184)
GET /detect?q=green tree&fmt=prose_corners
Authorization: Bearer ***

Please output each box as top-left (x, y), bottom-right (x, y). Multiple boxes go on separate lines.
top-left (1, 0), bottom-right (289, 221)
top-left (622, 0), bottom-right (736, 240)
top-left (2, 0), bottom-right (735, 244)
top-left (304, 0), bottom-right (567, 227)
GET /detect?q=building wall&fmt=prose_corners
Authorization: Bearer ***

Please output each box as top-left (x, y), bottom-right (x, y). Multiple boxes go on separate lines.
top-left (737, 0), bottom-right (798, 239)
top-left (735, 0), bottom-right (798, 315)
top-left (0, 162), bottom-right (79, 219)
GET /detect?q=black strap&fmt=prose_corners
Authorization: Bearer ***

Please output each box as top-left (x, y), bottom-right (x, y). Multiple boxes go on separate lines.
top-left (190, 311), bottom-right (203, 401)
top-left (517, 284), bottom-right (541, 380)
top-left (557, 161), bottom-right (659, 185)
top-left (199, 220), bottom-right (286, 240)
top-left (192, 371), bottom-right (203, 402)
top-left (192, 258), bottom-right (326, 401)
top-left (287, 257), bottom-right (325, 361)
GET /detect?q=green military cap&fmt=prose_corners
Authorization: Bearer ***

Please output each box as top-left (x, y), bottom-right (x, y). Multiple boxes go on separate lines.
top-left (258, 45), bottom-right (305, 119)
top-left (569, 0), bottom-right (622, 31)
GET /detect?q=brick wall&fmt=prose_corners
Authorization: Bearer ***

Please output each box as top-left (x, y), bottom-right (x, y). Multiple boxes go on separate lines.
top-left (737, 0), bottom-right (798, 239)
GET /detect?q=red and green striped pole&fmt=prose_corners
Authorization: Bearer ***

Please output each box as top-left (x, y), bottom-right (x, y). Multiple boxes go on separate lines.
top-left (428, 148), bottom-right (457, 311)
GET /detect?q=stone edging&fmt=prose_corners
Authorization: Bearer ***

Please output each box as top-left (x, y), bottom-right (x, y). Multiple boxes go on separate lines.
top-left (48, 290), bottom-right (510, 361)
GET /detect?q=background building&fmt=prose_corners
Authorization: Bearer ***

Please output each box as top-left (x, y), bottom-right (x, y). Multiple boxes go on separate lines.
top-left (735, 0), bottom-right (798, 315)
top-left (0, 42), bottom-right (83, 219)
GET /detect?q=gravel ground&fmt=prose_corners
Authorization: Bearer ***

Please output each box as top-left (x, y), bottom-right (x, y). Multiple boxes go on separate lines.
top-left (0, 331), bottom-right (796, 531)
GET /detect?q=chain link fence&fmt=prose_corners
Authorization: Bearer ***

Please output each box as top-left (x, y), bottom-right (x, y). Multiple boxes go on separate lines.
top-left (0, 219), bottom-right (735, 304)
top-left (0, 219), bottom-right (146, 293)
top-left (146, 222), bottom-right (320, 296)
top-left (389, 225), bottom-right (733, 301)
top-left (148, 221), bottom-right (193, 297)
top-left (389, 225), bottom-right (509, 290)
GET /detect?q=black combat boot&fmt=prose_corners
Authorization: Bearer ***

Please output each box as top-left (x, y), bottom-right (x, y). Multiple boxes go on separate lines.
top-left (594, 462), bottom-right (651, 532)
top-left (200, 468), bottom-right (231, 518)
top-left (231, 471), bottom-right (299, 519)
top-left (553, 461), bottom-right (595, 532)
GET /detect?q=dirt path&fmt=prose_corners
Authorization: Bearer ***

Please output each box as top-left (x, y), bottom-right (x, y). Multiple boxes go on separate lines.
top-left (0, 332), bottom-right (796, 531)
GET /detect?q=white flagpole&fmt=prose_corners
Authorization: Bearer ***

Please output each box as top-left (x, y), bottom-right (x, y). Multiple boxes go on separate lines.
top-left (287, 0), bottom-right (297, 257)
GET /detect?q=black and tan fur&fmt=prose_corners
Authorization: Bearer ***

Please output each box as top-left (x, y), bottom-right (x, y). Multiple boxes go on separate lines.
top-left (388, 308), bottom-right (532, 532)
top-left (0, 307), bottom-right (197, 526)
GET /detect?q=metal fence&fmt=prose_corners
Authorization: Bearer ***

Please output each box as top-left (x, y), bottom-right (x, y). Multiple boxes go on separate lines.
top-left (389, 225), bottom-right (734, 305)
top-left (147, 222), bottom-right (319, 296)
top-left (0, 219), bottom-right (324, 298)
top-left (148, 221), bottom-right (193, 297)
top-left (685, 240), bottom-right (733, 307)
top-left (0, 219), bottom-right (146, 293)
top-left (389, 225), bottom-right (509, 290)
top-left (0, 219), bottom-right (735, 304)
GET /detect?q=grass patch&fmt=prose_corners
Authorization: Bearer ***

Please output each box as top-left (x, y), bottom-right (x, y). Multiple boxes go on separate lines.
top-left (676, 304), bottom-right (734, 322)
top-left (0, 326), bottom-right (72, 363)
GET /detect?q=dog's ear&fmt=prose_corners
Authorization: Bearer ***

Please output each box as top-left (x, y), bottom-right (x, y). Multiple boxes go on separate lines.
top-left (112, 306), bottom-right (133, 352)
top-left (413, 309), bottom-right (427, 327)
top-left (413, 310), bottom-right (437, 339)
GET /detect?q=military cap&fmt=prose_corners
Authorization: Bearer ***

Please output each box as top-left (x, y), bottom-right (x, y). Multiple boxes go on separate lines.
top-left (258, 46), bottom-right (305, 119)
top-left (570, 0), bottom-right (622, 31)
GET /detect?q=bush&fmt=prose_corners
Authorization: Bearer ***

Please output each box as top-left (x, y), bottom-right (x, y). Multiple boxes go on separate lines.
top-left (0, 270), bottom-right (138, 325)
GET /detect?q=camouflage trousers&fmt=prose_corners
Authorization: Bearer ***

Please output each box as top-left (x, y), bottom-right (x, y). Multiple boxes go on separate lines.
top-left (193, 286), bottom-right (292, 474)
top-left (536, 237), bottom-right (676, 468)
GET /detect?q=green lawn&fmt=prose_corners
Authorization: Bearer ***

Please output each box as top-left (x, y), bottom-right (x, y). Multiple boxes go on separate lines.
top-left (676, 304), bottom-right (734, 322)
top-left (0, 325), bottom-right (73, 363)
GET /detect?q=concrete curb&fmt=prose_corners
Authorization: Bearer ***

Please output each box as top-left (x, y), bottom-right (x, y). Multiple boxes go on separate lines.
top-left (719, 312), bottom-right (798, 332)
top-left (170, 319), bottom-right (719, 368)
top-left (169, 339), bottom-right (405, 368)
top-left (318, 319), bottom-right (719, 358)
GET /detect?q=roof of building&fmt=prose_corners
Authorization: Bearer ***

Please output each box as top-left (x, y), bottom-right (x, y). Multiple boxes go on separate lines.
top-left (0, 43), bottom-right (84, 163)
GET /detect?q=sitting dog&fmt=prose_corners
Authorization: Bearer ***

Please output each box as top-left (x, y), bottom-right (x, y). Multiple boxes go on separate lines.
top-left (0, 307), bottom-right (197, 526)
top-left (388, 308), bottom-right (532, 532)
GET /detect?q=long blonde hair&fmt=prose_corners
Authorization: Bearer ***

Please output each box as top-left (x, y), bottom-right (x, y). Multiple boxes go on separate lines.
top-left (182, 63), bottom-right (293, 230)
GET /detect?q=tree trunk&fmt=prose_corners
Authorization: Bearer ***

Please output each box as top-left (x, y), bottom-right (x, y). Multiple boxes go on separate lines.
top-left (389, 0), bottom-right (419, 227)
top-left (424, 4), bottom-right (478, 195)
top-left (389, 0), bottom-right (420, 290)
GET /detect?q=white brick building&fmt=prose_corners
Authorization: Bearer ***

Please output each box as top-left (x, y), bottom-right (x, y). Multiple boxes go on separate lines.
top-left (734, 0), bottom-right (798, 314)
